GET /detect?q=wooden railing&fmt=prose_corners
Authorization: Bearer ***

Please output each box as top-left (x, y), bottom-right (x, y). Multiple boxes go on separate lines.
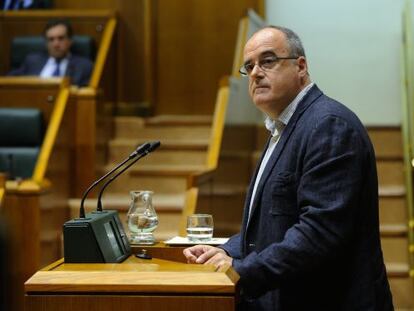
top-left (33, 82), bottom-right (70, 183)
top-left (401, 0), bottom-right (414, 278)
top-left (232, 17), bottom-right (248, 78)
top-left (206, 77), bottom-right (230, 170)
top-left (89, 16), bottom-right (117, 88)
top-left (0, 173), bottom-right (4, 208)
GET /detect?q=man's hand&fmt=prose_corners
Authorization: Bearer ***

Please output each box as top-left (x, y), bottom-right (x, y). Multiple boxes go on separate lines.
top-left (183, 245), bottom-right (233, 269)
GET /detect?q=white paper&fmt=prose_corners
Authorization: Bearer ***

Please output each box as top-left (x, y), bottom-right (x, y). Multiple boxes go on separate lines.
top-left (164, 236), bottom-right (229, 245)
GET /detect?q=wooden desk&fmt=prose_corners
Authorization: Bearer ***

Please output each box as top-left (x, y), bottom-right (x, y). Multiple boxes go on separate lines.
top-left (25, 247), bottom-right (239, 311)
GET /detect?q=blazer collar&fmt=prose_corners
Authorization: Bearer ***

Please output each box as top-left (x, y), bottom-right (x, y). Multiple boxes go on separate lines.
top-left (245, 84), bottom-right (323, 231)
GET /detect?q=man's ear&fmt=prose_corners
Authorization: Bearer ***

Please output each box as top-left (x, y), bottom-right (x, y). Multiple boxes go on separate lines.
top-left (297, 56), bottom-right (308, 77)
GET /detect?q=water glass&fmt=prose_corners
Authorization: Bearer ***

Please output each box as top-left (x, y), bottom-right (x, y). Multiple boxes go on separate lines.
top-left (186, 214), bottom-right (214, 242)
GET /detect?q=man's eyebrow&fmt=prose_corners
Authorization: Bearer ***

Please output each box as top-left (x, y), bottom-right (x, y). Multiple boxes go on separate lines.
top-left (243, 50), bottom-right (277, 65)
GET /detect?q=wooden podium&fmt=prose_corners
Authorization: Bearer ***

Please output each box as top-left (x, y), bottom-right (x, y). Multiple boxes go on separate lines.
top-left (24, 246), bottom-right (239, 311)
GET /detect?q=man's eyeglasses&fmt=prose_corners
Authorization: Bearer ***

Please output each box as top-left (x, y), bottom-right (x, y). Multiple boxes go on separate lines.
top-left (239, 55), bottom-right (298, 76)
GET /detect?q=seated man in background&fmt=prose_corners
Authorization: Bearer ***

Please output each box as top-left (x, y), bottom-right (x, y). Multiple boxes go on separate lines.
top-left (8, 19), bottom-right (93, 87)
top-left (2, 0), bottom-right (51, 10)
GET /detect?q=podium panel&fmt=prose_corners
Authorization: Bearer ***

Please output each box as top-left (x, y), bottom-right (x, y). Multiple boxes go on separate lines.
top-left (25, 247), bottom-right (239, 311)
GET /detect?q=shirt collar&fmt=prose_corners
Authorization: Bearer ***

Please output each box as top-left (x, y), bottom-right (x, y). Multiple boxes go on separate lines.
top-left (265, 82), bottom-right (314, 137)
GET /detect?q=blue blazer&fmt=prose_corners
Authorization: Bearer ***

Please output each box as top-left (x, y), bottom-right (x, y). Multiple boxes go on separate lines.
top-left (8, 52), bottom-right (93, 87)
top-left (221, 85), bottom-right (393, 311)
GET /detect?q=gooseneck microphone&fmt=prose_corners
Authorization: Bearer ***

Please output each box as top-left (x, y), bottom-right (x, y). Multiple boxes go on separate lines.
top-left (78, 142), bottom-right (151, 218)
top-left (96, 141), bottom-right (161, 212)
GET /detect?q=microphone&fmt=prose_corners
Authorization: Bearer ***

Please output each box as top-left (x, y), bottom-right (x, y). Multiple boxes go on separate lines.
top-left (96, 140), bottom-right (161, 212)
top-left (78, 142), bottom-right (151, 218)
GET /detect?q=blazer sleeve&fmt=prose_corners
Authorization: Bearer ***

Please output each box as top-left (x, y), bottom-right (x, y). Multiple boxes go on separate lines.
top-left (232, 114), bottom-right (367, 298)
top-left (220, 233), bottom-right (242, 259)
top-left (7, 57), bottom-right (30, 76)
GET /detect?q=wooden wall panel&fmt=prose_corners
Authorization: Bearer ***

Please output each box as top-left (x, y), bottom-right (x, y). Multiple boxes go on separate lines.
top-left (153, 0), bottom-right (263, 115)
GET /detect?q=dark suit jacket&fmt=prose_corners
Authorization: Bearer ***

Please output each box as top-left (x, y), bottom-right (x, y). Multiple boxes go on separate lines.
top-left (8, 52), bottom-right (93, 87)
top-left (0, 0), bottom-right (49, 9)
top-left (221, 85), bottom-right (393, 311)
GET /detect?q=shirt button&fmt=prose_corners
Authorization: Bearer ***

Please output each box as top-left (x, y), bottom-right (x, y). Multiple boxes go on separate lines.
top-left (248, 243), bottom-right (255, 247)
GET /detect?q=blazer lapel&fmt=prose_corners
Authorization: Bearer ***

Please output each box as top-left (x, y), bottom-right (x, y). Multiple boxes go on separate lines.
top-left (240, 136), bottom-right (271, 239)
top-left (246, 85), bottom-right (323, 230)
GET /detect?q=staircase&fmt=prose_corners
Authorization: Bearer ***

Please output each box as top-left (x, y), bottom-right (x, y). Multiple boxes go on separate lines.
top-left (369, 127), bottom-right (413, 309)
top-left (69, 115), bottom-right (212, 241)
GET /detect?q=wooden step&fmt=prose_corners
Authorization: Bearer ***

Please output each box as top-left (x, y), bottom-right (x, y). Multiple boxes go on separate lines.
top-left (108, 141), bottom-right (207, 166)
top-left (381, 235), bottom-right (409, 265)
top-left (377, 159), bottom-right (405, 187)
top-left (114, 117), bottom-right (211, 140)
top-left (145, 115), bottom-right (212, 126)
top-left (386, 262), bottom-right (414, 309)
top-left (367, 127), bottom-right (403, 160)
top-left (389, 275), bottom-right (414, 309)
top-left (117, 126), bottom-right (211, 141)
top-left (68, 193), bottom-right (185, 241)
top-left (378, 185), bottom-right (407, 229)
top-left (381, 224), bottom-right (408, 237)
top-left (96, 164), bottom-right (206, 194)
top-left (109, 138), bottom-right (209, 151)
top-left (380, 225), bottom-right (408, 267)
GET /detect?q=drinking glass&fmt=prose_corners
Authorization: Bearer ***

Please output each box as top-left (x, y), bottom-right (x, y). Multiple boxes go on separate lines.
top-left (186, 214), bottom-right (214, 242)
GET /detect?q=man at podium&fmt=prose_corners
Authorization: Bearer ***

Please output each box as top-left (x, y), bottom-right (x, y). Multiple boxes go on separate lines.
top-left (184, 26), bottom-right (393, 310)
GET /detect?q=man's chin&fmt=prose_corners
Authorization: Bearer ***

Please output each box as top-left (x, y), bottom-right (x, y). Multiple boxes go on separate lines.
top-left (50, 52), bottom-right (66, 59)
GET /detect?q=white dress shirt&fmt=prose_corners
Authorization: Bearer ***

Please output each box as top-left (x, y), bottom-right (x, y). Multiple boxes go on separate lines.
top-left (247, 82), bottom-right (314, 221)
top-left (39, 57), bottom-right (69, 78)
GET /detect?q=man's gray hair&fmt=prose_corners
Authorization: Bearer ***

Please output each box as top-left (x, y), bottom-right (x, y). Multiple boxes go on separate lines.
top-left (264, 25), bottom-right (306, 58)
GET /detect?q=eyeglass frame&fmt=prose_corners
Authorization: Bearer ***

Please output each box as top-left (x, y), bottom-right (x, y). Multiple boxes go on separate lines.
top-left (239, 54), bottom-right (299, 76)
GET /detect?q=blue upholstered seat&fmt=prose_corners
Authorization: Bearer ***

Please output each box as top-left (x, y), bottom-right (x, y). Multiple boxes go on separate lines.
top-left (0, 108), bottom-right (43, 179)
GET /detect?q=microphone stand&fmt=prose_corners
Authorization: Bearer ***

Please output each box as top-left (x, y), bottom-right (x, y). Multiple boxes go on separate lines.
top-left (78, 142), bottom-right (150, 218)
top-left (96, 152), bottom-right (146, 212)
top-left (96, 141), bottom-right (161, 212)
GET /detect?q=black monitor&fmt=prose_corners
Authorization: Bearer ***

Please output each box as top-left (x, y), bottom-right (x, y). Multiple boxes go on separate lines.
top-left (63, 210), bottom-right (131, 263)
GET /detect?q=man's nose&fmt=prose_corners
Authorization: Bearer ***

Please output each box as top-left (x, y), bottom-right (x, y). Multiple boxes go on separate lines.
top-left (250, 64), bottom-right (264, 79)
top-left (250, 63), bottom-right (263, 79)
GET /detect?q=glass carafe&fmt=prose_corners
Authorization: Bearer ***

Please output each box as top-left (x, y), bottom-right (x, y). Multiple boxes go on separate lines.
top-left (127, 190), bottom-right (158, 244)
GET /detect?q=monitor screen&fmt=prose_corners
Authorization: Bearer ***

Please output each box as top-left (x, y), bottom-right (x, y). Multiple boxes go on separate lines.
top-left (104, 221), bottom-right (122, 259)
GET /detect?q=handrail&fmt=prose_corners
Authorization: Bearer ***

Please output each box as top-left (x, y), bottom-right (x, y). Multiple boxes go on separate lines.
top-left (33, 80), bottom-right (70, 183)
top-left (89, 17), bottom-right (117, 89)
top-left (232, 17), bottom-right (248, 78)
top-left (401, 0), bottom-right (414, 275)
top-left (0, 187), bottom-right (4, 209)
top-left (0, 9), bottom-right (115, 18)
top-left (206, 77), bottom-right (230, 169)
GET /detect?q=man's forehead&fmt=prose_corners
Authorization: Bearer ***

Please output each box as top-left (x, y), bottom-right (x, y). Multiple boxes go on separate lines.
top-left (243, 29), bottom-right (287, 60)
top-left (46, 25), bottom-right (68, 37)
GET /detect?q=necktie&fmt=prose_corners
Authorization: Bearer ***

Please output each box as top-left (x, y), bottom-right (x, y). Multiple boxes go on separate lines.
top-left (52, 60), bottom-right (61, 77)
